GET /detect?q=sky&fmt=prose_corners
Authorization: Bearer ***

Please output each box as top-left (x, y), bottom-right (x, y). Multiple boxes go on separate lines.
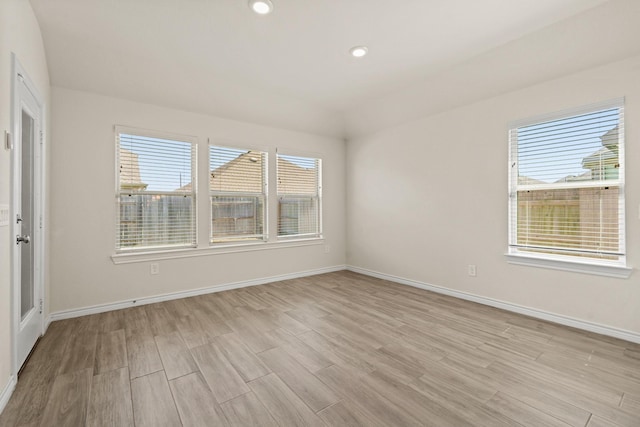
top-left (120, 135), bottom-right (317, 192)
top-left (516, 108), bottom-right (619, 184)
top-left (120, 134), bottom-right (192, 192)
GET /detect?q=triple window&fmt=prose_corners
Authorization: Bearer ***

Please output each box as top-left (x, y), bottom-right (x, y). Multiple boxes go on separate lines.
top-left (508, 99), bottom-right (625, 265)
top-left (116, 129), bottom-right (322, 252)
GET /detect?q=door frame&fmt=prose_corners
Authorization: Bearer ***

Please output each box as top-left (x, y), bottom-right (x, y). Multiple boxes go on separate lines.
top-left (10, 53), bottom-right (46, 376)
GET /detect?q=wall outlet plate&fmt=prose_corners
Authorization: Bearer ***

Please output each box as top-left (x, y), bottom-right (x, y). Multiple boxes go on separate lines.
top-left (0, 205), bottom-right (9, 227)
top-left (150, 262), bottom-right (160, 275)
top-left (468, 264), bottom-right (477, 277)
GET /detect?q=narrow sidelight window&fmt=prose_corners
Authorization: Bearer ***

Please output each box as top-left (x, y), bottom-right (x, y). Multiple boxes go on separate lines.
top-left (209, 146), bottom-right (267, 243)
top-left (277, 153), bottom-right (322, 239)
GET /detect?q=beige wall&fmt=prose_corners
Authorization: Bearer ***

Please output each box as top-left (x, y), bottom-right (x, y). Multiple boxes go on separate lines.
top-left (347, 54), bottom-right (640, 335)
top-left (0, 0), bottom-right (50, 398)
top-left (49, 87), bottom-right (346, 313)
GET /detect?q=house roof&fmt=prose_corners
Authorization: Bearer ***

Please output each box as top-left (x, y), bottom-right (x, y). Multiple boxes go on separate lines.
top-left (210, 152), bottom-right (264, 194)
top-left (599, 125), bottom-right (619, 152)
top-left (277, 157), bottom-right (318, 195)
top-left (518, 176), bottom-right (546, 186)
top-left (581, 125), bottom-right (619, 168)
top-left (181, 152), bottom-right (318, 195)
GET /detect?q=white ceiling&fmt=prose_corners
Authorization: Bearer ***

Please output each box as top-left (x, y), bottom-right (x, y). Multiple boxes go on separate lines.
top-left (28, 0), bottom-right (639, 138)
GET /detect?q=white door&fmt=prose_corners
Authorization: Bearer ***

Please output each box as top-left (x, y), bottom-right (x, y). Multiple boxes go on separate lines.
top-left (12, 56), bottom-right (44, 372)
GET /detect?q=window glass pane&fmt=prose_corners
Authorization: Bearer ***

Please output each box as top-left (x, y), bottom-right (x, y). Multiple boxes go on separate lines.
top-left (117, 131), bottom-right (196, 251)
top-left (516, 187), bottom-right (619, 259)
top-left (209, 146), bottom-right (267, 242)
top-left (517, 109), bottom-right (619, 184)
top-left (210, 147), bottom-right (264, 193)
top-left (509, 102), bottom-right (624, 262)
top-left (278, 197), bottom-right (319, 237)
top-left (119, 134), bottom-right (193, 192)
top-left (118, 194), bottom-right (195, 249)
top-left (277, 154), bottom-right (321, 238)
top-left (211, 196), bottom-right (264, 240)
top-left (277, 155), bottom-right (319, 195)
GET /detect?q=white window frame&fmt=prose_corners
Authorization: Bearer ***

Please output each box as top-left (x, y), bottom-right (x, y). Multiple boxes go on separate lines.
top-left (110, 143), bottom-right (327, 264)
top-left (115, 126), bottom-right (198, 253)
top-left (209, 144), bottom-right (268, 244)
top-left (506, 99), bottom-right (631, 278)
top-left (276, 152), bottom-right (323, 240)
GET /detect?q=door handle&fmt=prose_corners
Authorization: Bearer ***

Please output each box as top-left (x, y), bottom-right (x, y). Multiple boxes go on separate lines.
top-left (16, 235), bottom-right (30, 244)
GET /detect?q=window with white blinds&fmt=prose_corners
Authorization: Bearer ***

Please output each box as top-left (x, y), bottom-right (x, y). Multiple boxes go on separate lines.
top-left (508, 99), bottom-right (625, 264)
top-left (277, 154), bottom-right (322, 238)
top-left (209, 146), bottom-right (267, 243)
top-left (116, 129), bottom-right (197, 251)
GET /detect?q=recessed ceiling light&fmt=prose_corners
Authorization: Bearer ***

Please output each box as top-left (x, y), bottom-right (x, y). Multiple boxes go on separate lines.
top-left (249, 0), bottom-right (273, 15)
top-left (349, 46), bottom-right (368, 58)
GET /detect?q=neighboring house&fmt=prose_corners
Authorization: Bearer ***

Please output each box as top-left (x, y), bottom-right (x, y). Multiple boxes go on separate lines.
top-left (118, 148), bottom-right (319, 246)
top-left (119, 147), bottom-right (194, 249)
top-left (275, 156), bottom-right (319, 237)
top-left (209, 152), bottom-right (318, 239)
top-left (207, 150), bottom-right (317, 193)
top-left (517, 176), bottom-right (545, 186)
top-left (209, 151), bottom-right (266, 239)
top-left (517, 126), bottom-right (619, 256)
top-left (581, 126), bottom-right (620, 181)
top-left (182, 151), bottom-right (318, 240)
top-left (119, 147), bottom-right (148, 191)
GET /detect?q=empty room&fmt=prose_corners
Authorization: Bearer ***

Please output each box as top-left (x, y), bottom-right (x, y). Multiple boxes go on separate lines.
top-left (1, 0), bottom-right (639, 425)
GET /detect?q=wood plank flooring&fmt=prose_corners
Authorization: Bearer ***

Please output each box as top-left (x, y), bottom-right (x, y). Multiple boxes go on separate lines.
top-left (1, 271), bottom-right (639, 426)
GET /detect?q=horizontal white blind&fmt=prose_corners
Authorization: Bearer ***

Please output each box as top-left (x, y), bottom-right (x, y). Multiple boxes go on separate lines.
top-left (117, 132), bottom-right (196, 251)
top-left (509, 101), bottom-right (624, 261)
top-left (277, 154), bottom-right (321, 238)
top-left (209, 146), bottom-right (267, 242)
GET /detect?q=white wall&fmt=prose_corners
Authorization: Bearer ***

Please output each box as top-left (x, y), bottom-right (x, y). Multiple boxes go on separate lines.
top-left (343, 0), bottom-right (640, 139)
top-left (49, 87), bottom-right (346, 313)
top-left (0, 0), bottom-right (50, 404)
top-left (347, 54), bottom-right (640, 336)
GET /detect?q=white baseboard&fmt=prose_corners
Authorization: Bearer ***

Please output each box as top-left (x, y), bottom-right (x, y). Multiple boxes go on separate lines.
top-left (44, 315), bottom-right (53, 333)
top-left (347, 265), bottom-right (640, 344)
top-left (49, 265), bottom-right (346, 322)
top-left (46, 262), bottom-right (640, 344)
top-left (0, 375), bottom-right (17, 417)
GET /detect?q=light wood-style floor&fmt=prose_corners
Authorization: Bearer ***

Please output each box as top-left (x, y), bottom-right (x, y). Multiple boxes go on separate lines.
top-left (1, 271), bottom-right (639, 426)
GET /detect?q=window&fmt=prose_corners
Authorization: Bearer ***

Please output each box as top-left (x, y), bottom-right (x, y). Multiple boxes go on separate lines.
top-left (508, 99), bottom-right (625, 266)
top-left (209, 146), bottom-right (267, 243)
top-left (277, 153), bottom-right (322, 238)
top-left (116, 129), bottom-right (197, 251)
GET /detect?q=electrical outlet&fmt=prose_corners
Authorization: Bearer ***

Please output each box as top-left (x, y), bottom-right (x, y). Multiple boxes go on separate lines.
top-left (0, 205), bottom-right (9, 227)
top-left (150, 263), bottom-right (160, 275)
top-left (324, 244), bottom-right (331, 254)
top-left (468, 264), bottom-right (477, 277)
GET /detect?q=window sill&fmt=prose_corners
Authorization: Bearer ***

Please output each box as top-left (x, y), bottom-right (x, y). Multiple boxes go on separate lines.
top-left (505, 252), bottom-right (632, 279)
top-left (112, 238), bottom-right (324, 264)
